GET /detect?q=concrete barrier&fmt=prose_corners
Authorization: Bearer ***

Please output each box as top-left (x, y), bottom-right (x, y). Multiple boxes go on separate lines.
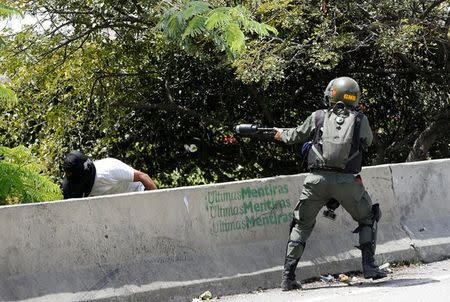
top-left (0, 159), bottom-right (449, 301)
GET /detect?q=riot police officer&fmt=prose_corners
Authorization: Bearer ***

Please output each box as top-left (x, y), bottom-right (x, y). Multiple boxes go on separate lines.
top-left (274, 77), bottom-right (387, 291)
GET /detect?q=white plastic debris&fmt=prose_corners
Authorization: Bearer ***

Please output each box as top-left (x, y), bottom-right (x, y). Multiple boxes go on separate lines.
top-left (199, 290), bottom-right (212, 300)
top-left (320, 274), bottom-right (335, 283)
top-left (184, 144), bottom-right (198, 153)
top-left (379, 262), bottom-right (393, 273)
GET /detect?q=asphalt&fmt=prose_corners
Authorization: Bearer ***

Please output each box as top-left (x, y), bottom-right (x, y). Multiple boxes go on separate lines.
top-left (212, 258), bottom-right (450, 302)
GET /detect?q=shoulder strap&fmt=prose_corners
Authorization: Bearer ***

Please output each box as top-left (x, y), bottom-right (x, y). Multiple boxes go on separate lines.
top-left (311, 109), bottom-right (326, 145)
top-left (314, 109), bottom-right (326, 130)
top-left (352, 111), bottom-right (364, 136)
top-left (347, 110), bottom-right (364, 161)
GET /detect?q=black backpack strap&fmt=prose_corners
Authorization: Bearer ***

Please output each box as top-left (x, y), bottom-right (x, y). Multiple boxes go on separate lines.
top-left (345, 111), bottom-right (364, 172)
top-left (352, 111), bottom-right (363, 145)
top-left (308, 110), bottom-right (327, 167)
top-left (312, 109), bottom-right (326, 141)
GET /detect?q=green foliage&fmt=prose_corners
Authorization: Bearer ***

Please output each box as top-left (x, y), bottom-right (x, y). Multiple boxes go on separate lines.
top-left (0, 2), bottom-right (18, 106)
top-left (0, 3), bottom-right (63, 206)
top-left (0, 146), bottom-right (63, 205)
top-left (376, 22), bottom-right (425, 59)
top-left (232, 41), bottom-right (286, 87)
top-left (158, 1), bottom-right (278, 58)
top-left (0, 0), bottom-right (448, 195)
top-left (0, 3), bottom-right (19, 16)
top-left (0, 83), bottom-right (17, 108)
top-left (0, 2), bottom-right (20, 46)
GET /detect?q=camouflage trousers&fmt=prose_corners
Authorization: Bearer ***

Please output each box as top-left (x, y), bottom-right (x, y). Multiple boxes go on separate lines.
top-left (285, 171), bottom-right (374, 261)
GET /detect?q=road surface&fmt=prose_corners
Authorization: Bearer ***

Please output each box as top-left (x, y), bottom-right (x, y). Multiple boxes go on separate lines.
top-left (209, 259), bottom-right (450, 302)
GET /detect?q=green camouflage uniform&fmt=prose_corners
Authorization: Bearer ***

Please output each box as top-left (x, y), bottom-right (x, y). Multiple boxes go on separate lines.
top-left (280, 110), bottom-right (378, 289)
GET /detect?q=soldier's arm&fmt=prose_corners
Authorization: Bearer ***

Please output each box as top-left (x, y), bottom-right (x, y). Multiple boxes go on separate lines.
top-left (360, 115), bottom-right (373, 148)
top-left (274, 114), bottom-right (315, 144)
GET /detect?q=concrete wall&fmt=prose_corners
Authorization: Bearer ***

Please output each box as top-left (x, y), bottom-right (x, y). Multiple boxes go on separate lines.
top-left (0, 159), bottom-right (449, 301)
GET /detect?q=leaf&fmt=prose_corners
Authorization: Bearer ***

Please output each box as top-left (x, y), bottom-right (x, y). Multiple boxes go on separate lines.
top-left (0, 3), bottom-right (20, 17)
top-left (205, 7), bottom-right (231, 30)
top-left (183, 1), bottom-right (211, 20)
top-left (0, 84), bottom-right (18, 108)
top-left (225, 23), bottom-right (245, 54)
top-left (182, 15), bottom-right (207, 39)
top-left (0, 146), bottom-right (62, 204)
top-left (166, 11), bottom-right (186, 39)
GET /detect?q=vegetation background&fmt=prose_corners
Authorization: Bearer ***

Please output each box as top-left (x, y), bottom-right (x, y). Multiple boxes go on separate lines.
top-left (0, 0), bottom-right (449, 204)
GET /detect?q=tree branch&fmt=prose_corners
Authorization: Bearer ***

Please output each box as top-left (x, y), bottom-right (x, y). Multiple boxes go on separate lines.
top-left (113, 100), bottom-right (222, 126)
top-left (421, 0), bottom-right (447, 19)
top-left (88, 72), bottom-right (158, 103)
top-left (406, 107), bottom-right (450, 161)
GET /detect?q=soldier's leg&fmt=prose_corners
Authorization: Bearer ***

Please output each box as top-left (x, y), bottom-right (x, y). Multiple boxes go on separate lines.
top-left (335, 177), bottom-right (386, 279)
top-left (281, 222), bottom-right (307, 291)
top-left (282, 175), bottom-right (327, 290)
top-left (354, 192), bottom-right (386, 279)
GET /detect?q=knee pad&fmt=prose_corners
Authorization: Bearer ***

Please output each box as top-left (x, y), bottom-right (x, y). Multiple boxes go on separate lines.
top-left (353, 203), bottom-right (381, 232)
top-left (353, 204), bottom-right (381, 249)
top-left (372, 203), bottom-right (381, 222)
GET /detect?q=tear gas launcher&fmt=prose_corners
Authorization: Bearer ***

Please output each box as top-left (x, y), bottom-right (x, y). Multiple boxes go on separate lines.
top-left (234, 124), bottom-right (277, 138)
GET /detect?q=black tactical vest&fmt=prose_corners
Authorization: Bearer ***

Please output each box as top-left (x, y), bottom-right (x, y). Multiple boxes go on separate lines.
top-left (307, 109), bottom-right (364, 174)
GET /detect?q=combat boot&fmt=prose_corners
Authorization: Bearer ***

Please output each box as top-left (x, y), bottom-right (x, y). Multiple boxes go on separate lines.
top-left (281, 257), bottom-right (302, 291)
top-left (361, 243), bottom-right (387, 280)
top-left (281, 278), bottom-right (302, 291)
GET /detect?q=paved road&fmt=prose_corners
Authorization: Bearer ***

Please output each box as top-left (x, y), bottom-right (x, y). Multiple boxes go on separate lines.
top-left (212, 259), bottom-right (450, 302)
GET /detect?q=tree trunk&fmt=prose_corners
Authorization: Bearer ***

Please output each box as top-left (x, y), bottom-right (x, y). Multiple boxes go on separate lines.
top-left (406, 107), bottom-right (450, 162)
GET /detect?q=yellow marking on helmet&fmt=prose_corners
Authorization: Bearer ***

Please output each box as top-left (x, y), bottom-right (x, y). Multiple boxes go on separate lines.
top-left (343, 94), bottom-right (357, 102)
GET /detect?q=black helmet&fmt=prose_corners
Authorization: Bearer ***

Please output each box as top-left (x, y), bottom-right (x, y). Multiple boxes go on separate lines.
top-left (323, 76), bottom-right (360, 108)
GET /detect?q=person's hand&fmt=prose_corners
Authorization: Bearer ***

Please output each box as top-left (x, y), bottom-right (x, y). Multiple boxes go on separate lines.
top-left (274, 128), bottom-right (283, 141)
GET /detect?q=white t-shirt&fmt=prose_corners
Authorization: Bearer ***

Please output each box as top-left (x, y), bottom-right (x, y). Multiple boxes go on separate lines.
top-left (89, 158), bottom-right (145, 197)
